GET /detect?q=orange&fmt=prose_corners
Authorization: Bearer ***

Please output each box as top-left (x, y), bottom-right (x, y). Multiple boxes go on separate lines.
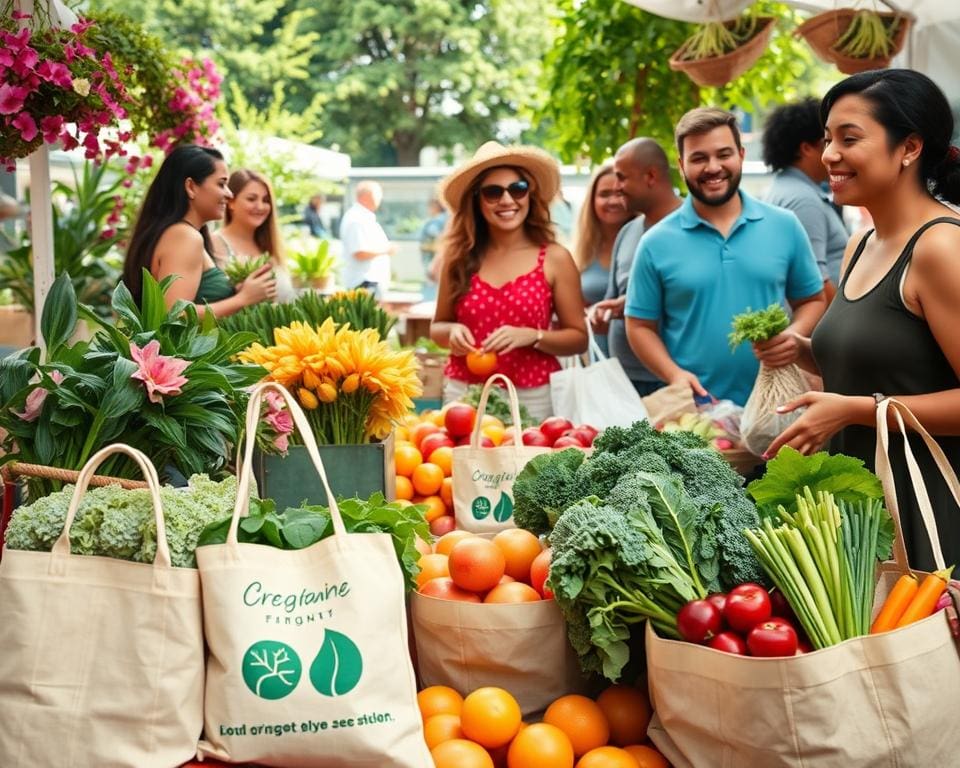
top-left (428, 409), bottom-right (447, 427)
top-left (466, 349), bottom-right (498, 377)
top-left (623, 745), bottom-right (669, 768)
top-left (484, 582), bottom-right (542, 603)
top-left (395, 443), bottom-right (423, 478)
top-left (416, 553), bottom-right (449, 589)
top-left (575, 746), bottom-right (640, 768)
top-left (431, 739), bottom-right (494, 768)
top-left (460, 687), bottom-right (522, 749)
top-left (507, 722), bottom-right (574, 768)
top-left (423, 713), bottom-right (463, 750)
top-left (428, 445), bottom-right (454, 477)
top-left (543, 695), bottom-right (610, 757)
top-left (449, 537), bottom-right (506, 593)
top-left (435, 529), bottom-right (474, 556)
top-left (482, 424), bottom-right (506, 446)
top-left (420, 494), bottom-right (447, 523)
top-left (493, 529), bottom-right (543, 583)
top-left (411, 421), bottom-right (440, 449)
top-left (412, 462), bottom-right (444, 496)
top-left (417, 685), bottom-right (464, 720)
top-left (395, 475), bottom-right (414, 501)
top-left (596, 685), bottom-right (651, 747)
top-left (440, 476), bottom-right (454, 507)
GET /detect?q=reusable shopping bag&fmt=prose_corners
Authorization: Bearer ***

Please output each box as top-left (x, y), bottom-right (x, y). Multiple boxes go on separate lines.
top-left (0, 444), bottom-right (205, 768)
top-left (550, 323), bottom-right (649, 429)
top-left (196, 381), bottom-right (430, 768)
top-left (452, 374), bottom-right (550, 533)
top-left (410, 591), bottom-right (589, 718)
top-left (739, 362), bottom-right (808, 456)
top-left (646, 398), bottom-right (960, 768)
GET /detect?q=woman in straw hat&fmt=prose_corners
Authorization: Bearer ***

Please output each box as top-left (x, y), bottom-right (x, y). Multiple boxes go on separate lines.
top-left (430, 142), bottom-right (587, 420)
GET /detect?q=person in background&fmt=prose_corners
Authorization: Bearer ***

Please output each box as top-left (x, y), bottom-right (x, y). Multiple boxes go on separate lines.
top-left (122, 144), bottom-right (275, 315)
top-left (591, 138), bottom-right (681, 395)
top-left (419, 198), bottom-right (447, 301)
top-left (430, 141), bottom-right (587, 421)
top-left (625, 107), bottom-right (826, 406)
top-left (767, 69), bottom-right (960, 571)
top-left (302, 194), bottom-right (327, 238)
top-left (762, 98), bottom-right (849, 299)
top-left (213, 169), bottom-right (296, 302)
top-left (339, 180), bottom-right (395, 296)
top-left (572, 162), bottom-right (632, 356)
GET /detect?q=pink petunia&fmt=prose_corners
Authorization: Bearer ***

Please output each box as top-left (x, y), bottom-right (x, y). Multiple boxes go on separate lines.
top-left (130, 340), bottom-right (189, 404)
top-left (11, 47), bottom-right (38, 76)
top-left (12, 113), bottom-right (37, 143)
top-left (14, 371), bottom-right (64, 422)
top-left (0, 83), bottom-right (29, 115)
top-left (40, 115), bottom-right (64, 143)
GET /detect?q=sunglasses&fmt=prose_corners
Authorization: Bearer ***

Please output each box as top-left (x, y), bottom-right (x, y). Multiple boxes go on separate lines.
top-left (476, 179), bottom-right (530, 203)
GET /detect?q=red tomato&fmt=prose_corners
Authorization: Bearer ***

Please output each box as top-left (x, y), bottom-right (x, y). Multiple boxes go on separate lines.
top-left (465, 350), bottom-right (498, 377)
top-left (529, 548), bottom-right (553, 599)
top-left (429, 515), bottom-right (457, 537)
top-left (552, 436), bottom-right (585, 449)
top-left (420, 432), bottom-right (455, 460)
top-left (575, 424), bottom-right (599, 442)
top-left (705, 592), bottom-right (727, 619)
top-left (747, 619), bottom-right (799, 657)
top-left (565, 427), bottom-right (596, 447)
top-left (723, 583), bottom-right (772, 633)
top-left (444, 404), bottom-right (477, 437)
top-left (707, 631), bottom-right (748, 655)
top-left (420, 577), bottom-right (482, 602)
top-left (677, 599), bottom-right (723, 644)
top-left (540, 416), bottom-right (573, 443)
top-left (521, 427), bottom-right (552, 447)
top-left (768, 588), bottom-right (798, 623)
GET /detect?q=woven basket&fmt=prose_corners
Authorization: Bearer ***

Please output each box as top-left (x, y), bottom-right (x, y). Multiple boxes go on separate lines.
top-left (795, 9), bottom-right (913, 74)
top-left (669, 16), bottom-right (775, 88)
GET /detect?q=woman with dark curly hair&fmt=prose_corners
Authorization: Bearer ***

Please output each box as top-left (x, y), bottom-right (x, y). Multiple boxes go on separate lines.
top-left (767, 69), bottom-right (960, 571)
top-left (429, 142), bottom-right (587, 420)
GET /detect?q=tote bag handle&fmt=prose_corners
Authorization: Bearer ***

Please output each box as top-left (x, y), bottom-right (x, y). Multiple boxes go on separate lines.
top-left (875, 397), bottom-right (959, 572)
top-left (470, 373), bottom-right (524, 448)
top-left (232, 381), bottom-right (346, 543)
top-left (52, 444), bottom-right (169, 567)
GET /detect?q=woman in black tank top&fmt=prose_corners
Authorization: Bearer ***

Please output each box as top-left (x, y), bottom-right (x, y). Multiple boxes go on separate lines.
top-left (765, 70), bottom-right (960, 571)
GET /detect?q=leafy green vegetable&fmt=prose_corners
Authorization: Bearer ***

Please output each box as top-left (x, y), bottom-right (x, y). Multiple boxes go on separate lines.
top-left (462, 383), bottom-right (535, 427)
top-left (513, 448), bottom-right (587, 534)
top-left (729, 303), bottom-right (790, 348)
top-left (746, 447), bottom-right (884, 516)
top-left (222, 253), bottom-right (271, 285)
top-left (197, 493), bottom-right (429, 591)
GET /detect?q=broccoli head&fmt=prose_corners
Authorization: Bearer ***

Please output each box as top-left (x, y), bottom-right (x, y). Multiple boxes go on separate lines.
top-left (512, 448), bottom-right (587, 536)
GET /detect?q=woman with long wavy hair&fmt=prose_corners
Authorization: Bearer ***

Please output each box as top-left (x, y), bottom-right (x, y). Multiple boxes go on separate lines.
top-left (430, 142), bottom-right (587, 420)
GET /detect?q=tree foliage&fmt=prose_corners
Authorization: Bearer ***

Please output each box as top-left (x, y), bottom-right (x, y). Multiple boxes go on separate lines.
top-left (539, 0), bottom-right (830, 166)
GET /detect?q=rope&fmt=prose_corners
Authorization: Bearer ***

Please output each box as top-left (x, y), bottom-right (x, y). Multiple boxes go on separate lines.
top-left (0, 462), bottom-right (149, 490)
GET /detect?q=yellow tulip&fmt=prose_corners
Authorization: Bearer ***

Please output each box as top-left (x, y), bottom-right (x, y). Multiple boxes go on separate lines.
top-left (302, 368), bottom-right (322, 390)
top-left (342, 373), bottom-right (360, 393)
top-left (318, 382), bottom-right (338, 403)
top-left (298, 387), bottom-right (319, 410)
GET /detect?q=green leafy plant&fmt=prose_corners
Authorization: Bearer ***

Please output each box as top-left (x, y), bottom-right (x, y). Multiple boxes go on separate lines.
top-left (729, 303), bottom-right (790, 348)
top-left (676, 15), bottom-right (763, 61)
top-left (462, 383), bottom-right (535, 427)
top-left (222, 253), bottom-right (271, 284)
top-left (288, 238), bottom-right (336, 283)
top-left (833, 10), bottom-right (904, 59)
top-left (0, 272), bottom-right (264, 497)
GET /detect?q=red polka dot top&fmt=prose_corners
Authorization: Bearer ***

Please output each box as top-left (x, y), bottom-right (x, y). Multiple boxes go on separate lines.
top-left (445, 244), bottom-right (561, 388)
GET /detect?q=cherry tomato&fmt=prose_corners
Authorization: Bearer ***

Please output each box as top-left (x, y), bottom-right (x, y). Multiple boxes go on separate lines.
top-left (677, 599), bottom-right (723, 644)
top-left (707, 631), bottom-right (748, 655)
top-left (465, 350), bottom-right (498, 377)
top-left (747, 619), bottom-right (799, 657)
top-left (723, 582), bottom-right (772, 634)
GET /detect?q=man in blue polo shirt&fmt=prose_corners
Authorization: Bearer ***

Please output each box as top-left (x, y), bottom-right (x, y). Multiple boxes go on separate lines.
top-left (625, 107), bottom-right (826, 406)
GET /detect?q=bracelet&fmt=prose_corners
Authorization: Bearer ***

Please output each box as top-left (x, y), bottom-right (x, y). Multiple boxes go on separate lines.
top-left (873, 392), bottom-right (887, 405)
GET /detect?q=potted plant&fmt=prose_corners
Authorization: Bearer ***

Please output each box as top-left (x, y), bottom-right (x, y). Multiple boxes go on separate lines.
top-left (669, 13), bottom-right (776, 88)
top-left (796, 7), bottom-right (912, 74)
top-left (288, 238), bottom-right (337, 292)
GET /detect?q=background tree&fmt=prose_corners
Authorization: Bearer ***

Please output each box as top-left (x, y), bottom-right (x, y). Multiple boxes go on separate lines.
top-left (539, 0), bottom-right (834, 168)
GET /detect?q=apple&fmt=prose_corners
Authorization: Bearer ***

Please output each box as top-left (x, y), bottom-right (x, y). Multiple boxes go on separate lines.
top-left (521, 427), bottom-right (552, 447)
top-left (565, 427), bottom-right (596, 447)
top-left (429, 515), bottom-right (457, 537)
top-left (575, 424), bottom-right (599, 443)
top-left (420, 432), bottom-right (455, 459)
top-left (444, 404), bottom-right (477, 438)
top-left (552, 435), bottom-right (585, 449)
top-left (539, 417), bottom-right (573, 444)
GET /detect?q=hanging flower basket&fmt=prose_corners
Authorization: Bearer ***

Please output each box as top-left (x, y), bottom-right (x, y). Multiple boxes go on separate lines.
top-left (796, 9), bottom-right (912, 75)
top-left (669, 16), bottom-right (775, 88)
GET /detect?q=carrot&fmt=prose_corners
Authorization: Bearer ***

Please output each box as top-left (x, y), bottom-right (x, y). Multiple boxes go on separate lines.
top-left (894, 567), bottom-right (955, 629)
top-left (870, 574), bottom-right (919, 634)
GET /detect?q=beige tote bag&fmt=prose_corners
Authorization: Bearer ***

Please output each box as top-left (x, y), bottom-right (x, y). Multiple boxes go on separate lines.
top-left (410, 592), bottom-right (589, 718)
top-left (196, 381), bottom-right (431, 768)
top-left (0, 444), bottom-right (205, 768)
top-left (452, 374), bottom-right (550, 533)
top-left (646, 398), bottom-right (960, 768)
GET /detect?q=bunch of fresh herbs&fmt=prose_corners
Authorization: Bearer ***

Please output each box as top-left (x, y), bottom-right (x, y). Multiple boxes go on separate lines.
top-left (729, 303), bottom-right (790, 348)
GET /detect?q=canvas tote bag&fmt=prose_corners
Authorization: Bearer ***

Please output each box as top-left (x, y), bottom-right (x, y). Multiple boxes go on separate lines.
top-left (196, 381), bottom-right (430, 768)
top-left (410, 591), bottom-right (589, 718)
top-left (550, 321), bottom-right (649, 429)
top-left (646, 397), bottom-right (960, 768)
top-left (0, 444), bottom-right (205, 768)
top-left (452, 374), bottom-right (550, 533)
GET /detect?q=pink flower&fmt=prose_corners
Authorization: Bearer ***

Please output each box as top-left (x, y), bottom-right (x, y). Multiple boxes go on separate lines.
top-left (36, 60), bottom-right (72, 88)
top-left (265, 408), bottom-right (293, 436)
top-left (40, 115), bottom-right (64, 143)
top-left (264, 390), bottom-right (286, 414)
top-left (11, 47), bottom-right (38, 76)
top-left (273, 434), bottom-right (289, 453)
top-left (130, 340), bottom-right (189, 404)
top-left (0, 83), bottom-right (29, 114)
top-left (14, 371), bottom-right (64, 422)
top-left (12, 113), bottom-right (37, 143)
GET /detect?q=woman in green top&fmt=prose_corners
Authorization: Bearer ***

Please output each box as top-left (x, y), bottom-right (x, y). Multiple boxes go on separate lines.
top-left (123, 145), bottom-right (276, 315)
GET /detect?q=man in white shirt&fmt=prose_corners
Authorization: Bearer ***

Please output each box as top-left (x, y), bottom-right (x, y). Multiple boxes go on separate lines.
top-left (339, 181), bottom-right (395, 295)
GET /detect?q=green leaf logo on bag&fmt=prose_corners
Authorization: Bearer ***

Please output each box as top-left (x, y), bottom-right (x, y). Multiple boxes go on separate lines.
top-left (242, 640), bottom-right (302, 700)
top-left (471, 496), bottom-right (492, 520)
top-left (310, 629), bottom-right (363, 696)
top-left (493, 492), bottom-right (513, 522)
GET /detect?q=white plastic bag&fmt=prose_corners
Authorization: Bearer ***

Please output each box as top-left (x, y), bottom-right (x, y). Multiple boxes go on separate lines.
top-left (739, 363), bottom-right (808, 456)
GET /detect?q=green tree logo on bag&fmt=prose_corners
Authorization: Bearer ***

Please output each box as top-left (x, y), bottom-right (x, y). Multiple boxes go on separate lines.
top-left (471, 496), bottom-right (492, 520)
top-left (242, 640), bottom-right (302, 700)
top-left (310, 629), bottom-right (363, 696)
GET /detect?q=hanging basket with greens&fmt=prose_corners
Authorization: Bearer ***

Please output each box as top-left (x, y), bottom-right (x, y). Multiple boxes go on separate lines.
top-left (795, 8), bottom-right (912, 75)
top-left (669, 14), bottom-right (775, 88)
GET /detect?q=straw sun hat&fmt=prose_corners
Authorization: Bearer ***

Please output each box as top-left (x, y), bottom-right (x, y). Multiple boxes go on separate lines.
top-left (439, 141), bottom-right (561, 212)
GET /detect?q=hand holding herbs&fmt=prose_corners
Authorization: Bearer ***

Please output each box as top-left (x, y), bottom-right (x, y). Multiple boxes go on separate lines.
top-left (729, 304), bottom-right (790, 348)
